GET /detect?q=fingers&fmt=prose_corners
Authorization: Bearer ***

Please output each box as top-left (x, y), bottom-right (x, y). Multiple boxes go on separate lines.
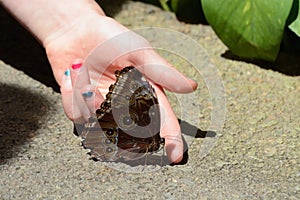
top-left (61, 68), bottom-right (81, 121)
top-left (154, 85), bottom-right (184, 163)
top-left (70, 60), bottom-right (92, 123)
top-left (60, 60), bottom-right (103, 123)
top-left (133, 50), bottom-right (198, 93)
top-left (81, 85), bottom-right (102, 115)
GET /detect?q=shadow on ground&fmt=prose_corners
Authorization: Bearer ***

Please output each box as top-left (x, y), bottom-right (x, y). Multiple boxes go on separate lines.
top-left (174, 119), bottom-right (217, 165)
top-left (222, 50), bottom-right (300, 76)
top-left (0, 7), bottom-right (59, 92)
top-left (0, 84), bottom-right (51, 165)
top-left (97, 0), bottom-right (128, 17)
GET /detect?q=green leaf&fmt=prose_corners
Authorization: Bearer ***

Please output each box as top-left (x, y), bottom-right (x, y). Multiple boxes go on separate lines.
top-left (288, 0), bottom-right (300, 37)
top-left (202, 0), bottom-right (294, 61)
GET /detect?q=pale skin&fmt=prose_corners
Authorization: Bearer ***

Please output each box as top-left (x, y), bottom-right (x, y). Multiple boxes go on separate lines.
top-left (1, 0), bottom-right (197, 163)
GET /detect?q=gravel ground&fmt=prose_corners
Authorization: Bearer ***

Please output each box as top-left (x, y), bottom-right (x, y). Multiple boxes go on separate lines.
top-left (0, 1), bottom-right (299, 199)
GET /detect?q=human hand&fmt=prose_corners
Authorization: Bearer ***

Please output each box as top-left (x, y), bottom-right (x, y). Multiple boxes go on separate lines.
top-left (45, 13), bottom-right (197, 163)
top-left (1, 0), bottom-right (197, 163)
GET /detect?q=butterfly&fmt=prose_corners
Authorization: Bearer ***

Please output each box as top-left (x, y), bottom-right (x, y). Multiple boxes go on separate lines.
top-left (80, 66), bottom-right (164, 162)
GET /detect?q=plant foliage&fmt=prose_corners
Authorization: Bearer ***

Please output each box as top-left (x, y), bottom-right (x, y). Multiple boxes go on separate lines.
top-left (140, 0), bottom-right (300, 62)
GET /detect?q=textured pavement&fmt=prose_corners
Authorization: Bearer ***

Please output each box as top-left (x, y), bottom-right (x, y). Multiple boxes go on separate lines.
top-left (0, 1), bottom-right (299, 199)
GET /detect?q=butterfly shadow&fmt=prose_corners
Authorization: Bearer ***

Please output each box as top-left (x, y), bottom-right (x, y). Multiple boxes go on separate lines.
top-left (109, 119), bottom-right (217, 168)
top-left (170, 119), bottom-right (217, 166)
top-left (0, 84), bottom-right (51, 165)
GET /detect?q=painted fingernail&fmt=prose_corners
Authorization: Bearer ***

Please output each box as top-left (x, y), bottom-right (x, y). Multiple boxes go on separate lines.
top-left (64, 69), bottom-right (70, 76)
top-left (71, 63), bottom-right (82, 70)
top-left (82, 91), bottom-right (94, 99)
top-left (62, 69), bottom-right (72, 90)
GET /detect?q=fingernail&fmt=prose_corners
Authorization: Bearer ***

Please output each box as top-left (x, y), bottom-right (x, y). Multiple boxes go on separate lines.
top-left (61, 69), bottom-right (72, 90)
top-left (188, 78), bottom-right (198, 90)
top-left (82, 91), bottom-right (94, 99)
top-left (64, 69), bottom-right (70, 76)
top-left (71, 63), bottom-right (82, 70)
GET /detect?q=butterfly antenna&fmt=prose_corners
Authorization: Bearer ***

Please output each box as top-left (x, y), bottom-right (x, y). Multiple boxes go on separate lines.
top-left (160, 138), bottom-right (166, 169)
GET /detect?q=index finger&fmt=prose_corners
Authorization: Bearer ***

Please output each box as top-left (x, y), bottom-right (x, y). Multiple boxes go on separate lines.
top-left (133, 49), bottom-right (198, 93)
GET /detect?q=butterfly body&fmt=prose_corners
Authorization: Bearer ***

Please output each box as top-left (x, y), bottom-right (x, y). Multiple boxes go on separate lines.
top-left (81, 66), bottom-right (164, 161)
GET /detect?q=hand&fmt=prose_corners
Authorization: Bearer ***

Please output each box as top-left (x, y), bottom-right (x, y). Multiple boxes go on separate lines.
top-left (46, 14), bottom-right (197, 163)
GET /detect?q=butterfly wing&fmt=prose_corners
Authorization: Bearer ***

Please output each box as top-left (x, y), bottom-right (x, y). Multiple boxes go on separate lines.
top-left (81, 117), bottom-right (119, 161)
top-left (81, 67), bottom-right (163, 161)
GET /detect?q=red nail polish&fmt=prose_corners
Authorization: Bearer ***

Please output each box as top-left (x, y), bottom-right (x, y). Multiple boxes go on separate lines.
top-left (71, 63), bottom-right (82, 70)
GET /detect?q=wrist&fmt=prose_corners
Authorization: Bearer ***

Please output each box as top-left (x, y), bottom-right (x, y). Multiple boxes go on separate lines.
top-left (0, 0), bottom-right (105, 45)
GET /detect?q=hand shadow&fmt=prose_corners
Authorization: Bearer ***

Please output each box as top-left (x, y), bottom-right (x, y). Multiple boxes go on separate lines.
top-left (0, 84), bottom-right (51, 165)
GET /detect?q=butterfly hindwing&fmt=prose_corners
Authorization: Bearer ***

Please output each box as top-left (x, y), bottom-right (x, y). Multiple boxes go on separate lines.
top-left (81, 118), bottom-right (119, 161)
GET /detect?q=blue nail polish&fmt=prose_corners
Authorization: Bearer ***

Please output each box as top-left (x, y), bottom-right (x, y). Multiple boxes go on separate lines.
top-left (64, 69), bottom-right (70, 76)
top-left (82, 91), bottom-right (93, 98)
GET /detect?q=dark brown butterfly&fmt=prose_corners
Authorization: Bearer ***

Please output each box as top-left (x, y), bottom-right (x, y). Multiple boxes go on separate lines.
top-left (80, 66), bottom-right (164, 161)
